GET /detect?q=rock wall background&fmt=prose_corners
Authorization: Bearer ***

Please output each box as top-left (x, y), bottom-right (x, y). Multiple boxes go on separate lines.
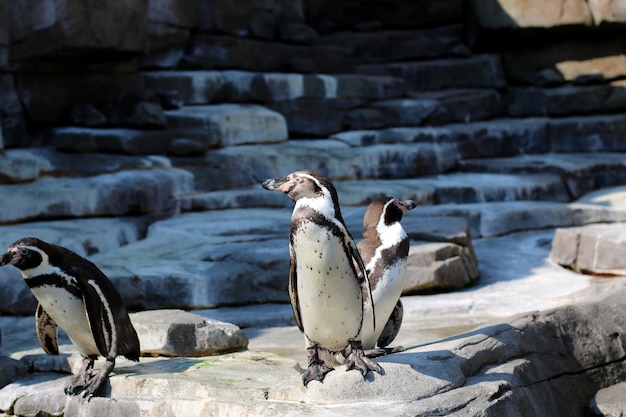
top-left (1, 1), bottom-right (626, 415)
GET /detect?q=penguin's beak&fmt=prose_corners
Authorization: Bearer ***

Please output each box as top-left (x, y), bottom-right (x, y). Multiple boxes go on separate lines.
top-left (399, 200), bottom-right (417, 213)
top-left (261, 176), bottom-right (290, 192)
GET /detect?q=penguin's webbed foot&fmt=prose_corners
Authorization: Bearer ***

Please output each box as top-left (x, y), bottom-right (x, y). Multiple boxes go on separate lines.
top-left (346, 341), bottom-right (382, 377)
top-left (365, 345), bottom-right (405, 359)
top-left (81, 358), bottom-right (115, 398)
top-left (302, 360), bottom-right (335, 386)
top-left (64, 357), bottom-right (95, 395)
top-left (303, 345), bottom-right (334, 386)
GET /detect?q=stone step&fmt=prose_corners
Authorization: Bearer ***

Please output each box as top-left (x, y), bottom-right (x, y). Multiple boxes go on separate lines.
top-left (44, 126), bottom-right (217, 155)
top-left (411, 88), bottom-right (503, 123)
top-left (458, 152), bottom-right (626, 199)
top-left (180, 34), bottom-right (354, 73)
top-left (0, 148), bottom-right (171, 183)
top-left (313, 24), bottom-right (469, 64)
top-left (3, 199), bottom-right (624, 315)
top-left (164, 104), bottom-right (288, 147)
top-left (178, 171), bottom-right (570, 214)
top-left (507, 81), bottom-right (626, 117)
top-left (0, 169), bottom-right (193, 225)
top-left (356, 54), bottom-right (507, 91)
top-left (44, 104), bottom-right (289, 153)
top-left (332, 113), bottom-right (626, 155)
top-left (141, 70), bottom-right (407, 105)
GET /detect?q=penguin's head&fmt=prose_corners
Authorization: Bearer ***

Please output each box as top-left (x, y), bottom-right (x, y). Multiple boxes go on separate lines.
top-left (0, 237), bottom-right (47, 271)
top-left (261, 170), bottom-right (337, 203)
top-left (363, 197), bottom-right (416, 232)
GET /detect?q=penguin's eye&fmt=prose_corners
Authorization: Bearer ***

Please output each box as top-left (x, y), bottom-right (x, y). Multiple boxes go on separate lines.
top-left (20, 248), bottom-right (28, 256)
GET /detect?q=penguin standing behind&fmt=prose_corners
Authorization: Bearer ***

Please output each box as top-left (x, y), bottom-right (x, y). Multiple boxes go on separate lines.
top-left (0, 237), bottom-right (140, 397)
top-left (262, 169), bottom-right (382, 386)
top-left (357, 197), bottom-right (415, 354)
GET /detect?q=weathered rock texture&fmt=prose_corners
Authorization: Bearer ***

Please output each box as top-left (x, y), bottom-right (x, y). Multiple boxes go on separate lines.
top-left (550, 223), bottom-right (626, 276)
top-left (1, 0), bottom-right (626, 415)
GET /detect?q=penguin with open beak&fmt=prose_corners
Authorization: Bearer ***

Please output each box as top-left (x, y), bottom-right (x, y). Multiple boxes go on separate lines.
top-left (262, 169), bottom-right (382, 386)
top-left (0, 237), bottom-right (140, 397)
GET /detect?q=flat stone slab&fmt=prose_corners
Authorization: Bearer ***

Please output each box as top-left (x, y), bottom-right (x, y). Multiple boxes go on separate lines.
top-left (577, 185), bottom-right (626, 211)
top-left (141, 70), bottom-right (407, 105)
top-left (44, 126), bottom-right (218, 155)
top-left (132, 309), bottom-right (248, 357)
top-left (357, 54), bottom-right (507, 90)
top-left (550, 223), bottom-right (626, 276)
top-left (589, 382), bottom-right (626, 417)
top-left (165, 104), bottom-right (288, 147)
top-left (0, 168), bottom-right (193, 224)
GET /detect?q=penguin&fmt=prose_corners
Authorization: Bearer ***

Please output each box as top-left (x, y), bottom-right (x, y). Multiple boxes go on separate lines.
top-left (357, 197), bottom-right (415, 355)
top-left (0, 237), bottom-right (140, 397)
top-left (261, 169), bottom-right (382, 386)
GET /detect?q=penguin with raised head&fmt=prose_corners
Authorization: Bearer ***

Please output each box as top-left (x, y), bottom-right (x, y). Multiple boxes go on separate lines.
top-left (261, 169), bottom-right (382, 386)
top-left (0, 237), bottom-right (140, 397)
top-left (357, 197), bottom-right (415, 355)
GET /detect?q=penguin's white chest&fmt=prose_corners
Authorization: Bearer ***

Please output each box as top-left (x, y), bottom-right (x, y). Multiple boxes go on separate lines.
top-left (30, 285), bottom-right (100, 356)
top-left (292, 221), bottom-right (363, 351)
top-left (361, 260), bottom-right (406, 349)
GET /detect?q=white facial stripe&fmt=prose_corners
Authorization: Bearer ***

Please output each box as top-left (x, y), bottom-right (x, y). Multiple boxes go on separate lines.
top-left (88, 279), bottom-right (117, 357)
top-left (18, 246), bottom-right (76, 287)
top-left (366, 202), bottom-right (407, 271)
top-left (294, 173), bottom-right (337, 219)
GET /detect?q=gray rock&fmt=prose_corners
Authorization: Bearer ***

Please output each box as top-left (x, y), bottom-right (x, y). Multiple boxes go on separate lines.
top-left (132, 309), bottom-right (248, 357)
top-left (0, 372), bottom-right (68, 416)
top-left (577, 185), bottom-right (626, 210)
top-left (314, 25), bottom-right (467, 63)
top-left (548, 114), bottom-right (626, 152)
top-left (589, 382), bottom-right (626, 417)
top-left (0, 168), bottom-right (193, 224)
top-left (501, 39), bottom-right (626, 86)
top-left (181, 34), bottom-right (353, 73)
top-left (1, 74), bottom-right (32, 148)
top-left (457, 152), bottom-right (626, 199)
top-left (369, 98), bottom-right (441, 126)
top-left (404, 242), bottom-right (479, 293)
top-left (357, 55), bottom-right (506, 91)
top-left (404, 201), bottom-right (626, 238)
top-left (196, 0), bottom-right (305, 38)
top-left (7, 0), bottom-right (147, 61)
top-left (550, 224), bottom-right (626, 275)
top-left (164, 104), bottom-right (288, 147)
top-left (15, 64), bottom-right (141, 124)
top-left (3, 283), bottom-right (626, 416)
top-left (0, 149), bottom-right (52, 184)
top-left (141, 71), bottom-right (406, 105)
top-left (416, 88), bottom-right (502, 123)
top-left (267, 97), bottom-right (365, 136)
top-left (341, 107), bottom-right (386, 130)
top-left (45, 126), bottom-right (218, 154)
top-left (69, 102), bottom-right (107, 127)
top-left (508, 84), bottom-right (626, 117)
top-left (331, 117), bottom-right (550, 157)
top-left (140, 0), bottom-right (196, 68)
top-left (305, 0), bottom-right (462, 30)
top-left (167, 138), bottom-right (208, 156)
top-left (0, 357), bottom-right (28, 391)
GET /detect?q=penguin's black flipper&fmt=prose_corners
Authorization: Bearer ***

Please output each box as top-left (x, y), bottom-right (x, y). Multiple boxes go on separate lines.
top-left (80, 278), bottom-right (115, 358)
top-left (35, 303), bottom-right (59, 356)
top-left (288, 244), bottom-right (304, 333)
top-left (377, 299), bottom-right (404, 348)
